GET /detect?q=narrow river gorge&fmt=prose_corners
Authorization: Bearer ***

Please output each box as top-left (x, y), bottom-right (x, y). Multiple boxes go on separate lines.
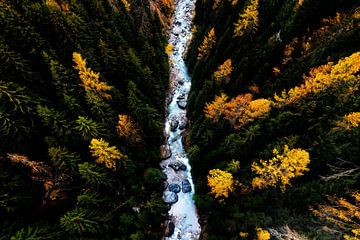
top-left (160, 0), bottom-right (201, 239)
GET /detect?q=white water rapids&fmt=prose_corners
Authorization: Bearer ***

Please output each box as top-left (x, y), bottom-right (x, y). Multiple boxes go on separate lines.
top-left (160, 0), bottom-right (201, 239)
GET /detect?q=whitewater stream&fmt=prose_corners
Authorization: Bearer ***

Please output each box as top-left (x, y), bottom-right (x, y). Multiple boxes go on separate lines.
top-left (160, 0), bottom-right (201, 239)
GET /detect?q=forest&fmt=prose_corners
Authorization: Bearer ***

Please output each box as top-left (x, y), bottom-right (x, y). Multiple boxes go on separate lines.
top-left (0, 0), bottom-right (359, 239)
top-left (0, 0), bottom-right (170, 239)
top-left (186, 0), bottom-right (360, 239)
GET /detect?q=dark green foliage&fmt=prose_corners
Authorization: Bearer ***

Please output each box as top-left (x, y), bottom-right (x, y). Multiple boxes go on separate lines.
top-left (0, 0), bottom-right (168, 238)
top-left (186, 0), bottom-right (360, 238)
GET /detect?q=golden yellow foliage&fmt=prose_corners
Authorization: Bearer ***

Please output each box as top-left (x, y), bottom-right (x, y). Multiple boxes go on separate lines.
top-left (272, 67), bottom-right (281, 76)
top-left (213, 59), bottom-right (233, 84)
top-left (233, 0), bottom-right (259, 37)
top-left (335, 112), bottom-right (360, 130)
top-left (239, 232), bottom-right (249, 238)
top-left (249, 84), bottom-right (260, 94)
top-left (120, 0), bottom-right (131, 12)
top-left (165, 43), bottom-right (174, 55)
top-left (207, 169), bottom-right (234, 199)
top-left (256, 228), bottom-right (271, 240)
top-left (89, 138), bottom-right (126, 170)
top-left (274, 52), bottom-right (360, 105)
top-left (204, 93), bottom-right (272, 129)
top-left (197, 28), bottom-right (216, 60)
top-left (73, 52), bottom-right (112, 100)
top-left (46, 0), bottom-right (70, 12)
top-left (310, 192), bottom-right (360, 240)
top-left (213, 0), bottom-right (221, 9)
top-left (116, 114), bottom-right (141, 144)
top-left (251, 145), bottom-right (310, 191)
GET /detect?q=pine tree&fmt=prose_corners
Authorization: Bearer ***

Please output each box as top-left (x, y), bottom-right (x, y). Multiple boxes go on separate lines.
top-left (48, 146), bottom-right (81, 174)
top-left (78, 162), bottom-right (112, 188)
top-left (197, 28), bottom-right (216, 60)
top-left (75, 116), bottom-right (105, 141)
top-left (60, 208), bottom-right (104, 235)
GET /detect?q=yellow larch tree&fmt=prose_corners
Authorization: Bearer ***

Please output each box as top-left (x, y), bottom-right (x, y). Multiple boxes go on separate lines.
top-left (89, 138), bottom-right (126, 170)
top-left (73, 52), bottom-right (112, 100)
top-left (120, 0), bottom-right (131, 12)
top-left (336, 112), bottom-right (360, 130)
top-left (310, 192), bottom-right (360, 240)
top-left (197, 28), bottom-right (216, 60)
top-left (251, 145), bottom-right (310, 191)
top-left (204, 93), bottom-right (272, 129)
top-left (274, 51), bottom-right (360, 105)
top-left (233, 0), bottom-right (259, 37)
top-left (213, 59), bottom-right (233, 84)
top-left (165, 43), bottom-right (174, 55)
top-left (207, 169), bottom-right (234, 199)
top-left (256, 228), bottom-right (271, 240)
top-left (116, 114), bottom-right (141, 144)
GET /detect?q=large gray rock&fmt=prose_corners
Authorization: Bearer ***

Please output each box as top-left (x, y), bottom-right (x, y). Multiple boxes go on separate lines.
top-left (178, 115), bottom-right (187, 130)
top-left (165, 221), bottom-right (175, 237)
top-left (163, 191), bottom-right (178, 204)
top-left (182, 179), bottom-right (192, 193)
top-left (170, 119), bottom-right (178, 132)
top-left (177, 100), bottom-right (187, 109)
top-left (160, 145), bottom-right (171, 159)
top-left (168, 183), bottom-right (181, 193)
top-left (169, 161), bottom-right (187, 171)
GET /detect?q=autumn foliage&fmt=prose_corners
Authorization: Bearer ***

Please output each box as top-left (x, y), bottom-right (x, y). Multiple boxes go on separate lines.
top-left (233, 0), bottom-right (259, 37)
top-left (116, 114), bottom-right (141, 144)
top-left (197, 28), bottom-right (216, 60)
top-left (207, 169), bottom-right (234, 199)
top-left (251, 145), bottom-right (310, 191)
top-left (310, 192), bottom-right (360, 239)
top-left (204, 93), bottom-right (272, 129)
top-left (213, 59), bottom-right (233, 84)
top-left (73, 52), bottom-right (112, 100)
top-left (274, 52), bottom-right (360, 105)
top-left (89, 138), bottom-right (126, 170)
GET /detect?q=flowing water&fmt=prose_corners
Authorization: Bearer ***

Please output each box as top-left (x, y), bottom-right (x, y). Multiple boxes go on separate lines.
top-left (160, 0), bottom-right (201, 239)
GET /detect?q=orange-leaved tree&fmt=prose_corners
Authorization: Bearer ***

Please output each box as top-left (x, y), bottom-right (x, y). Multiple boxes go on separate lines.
top-left (310, 192), bottom-right (360, 240)
top-left (116, 114), bottom-right (142, 144)
top-left (204, 93), bottom-right (272, 129)
top-left (213, 59), bottom-right (233, 84)
top-left (251, 145), bottom-right (310, 191)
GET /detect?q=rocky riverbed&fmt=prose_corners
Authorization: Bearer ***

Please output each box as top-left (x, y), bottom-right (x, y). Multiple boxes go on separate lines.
top-left (160, 0), bottom-right (201, 239)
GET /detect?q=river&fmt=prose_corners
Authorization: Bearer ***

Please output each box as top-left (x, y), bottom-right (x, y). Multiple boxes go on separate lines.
top-left (160, 0), bottom-right (201, 239)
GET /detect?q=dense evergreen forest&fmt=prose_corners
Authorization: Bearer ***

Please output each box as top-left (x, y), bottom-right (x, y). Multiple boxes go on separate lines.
top-left (186, 0), bottom-right (360, 239)
top-left (1, 0), bottom-right (360, 239)
top-left (0, 0), bottom-right (171, 239)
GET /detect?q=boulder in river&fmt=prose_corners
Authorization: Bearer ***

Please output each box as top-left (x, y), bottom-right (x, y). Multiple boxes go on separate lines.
top-left (165, 221), bottom-right (175, 237)
top-left (177, 100), bottom-right (187, 109)
top-left (182, 179), bottom-right (192, 193)
top-left (160, 145), bottom-right (171, 159)
top-left (169, 119), bottom-right (178, 132)
top-left (169, 161), bottom-right (187, 171)
top-left (178, 115), bottom-right (187, 130)
top-left (163, 191), bottom-right (178, 204)
top-left (168, 183), bottom-right (181, 193)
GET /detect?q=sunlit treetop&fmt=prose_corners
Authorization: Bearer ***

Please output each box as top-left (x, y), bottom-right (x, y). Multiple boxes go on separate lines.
top-left (335, 112), bottom-right (360, 130)
top-left (251, 145), bottom-right (310, 191)
top-left (89, 138), bottom-right (126, 171)
top-left (207, 169), bottom-right (234, 199)
top-left (274, 51), bottom-right (360, 105)
top-left (233, 0), bottom-right (259, 37)
top-left (73, 52), bottom-right (112, 100)
top-left (197, 28), bottom-right (216, 60)
top-left (213, 59), bottom-right (233, 84)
